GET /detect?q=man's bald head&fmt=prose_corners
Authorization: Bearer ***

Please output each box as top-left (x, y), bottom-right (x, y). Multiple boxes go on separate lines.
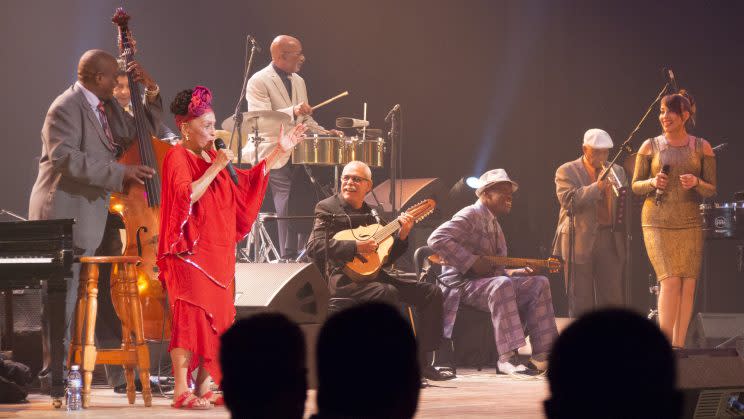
top-left (270, 35), bottom-right (305, 74)
top-left (77, 49), bottom-right (119, 100)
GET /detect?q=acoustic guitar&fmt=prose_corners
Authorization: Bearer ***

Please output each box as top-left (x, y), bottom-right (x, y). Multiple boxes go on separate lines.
top-left (428, 254), bottom-right (563, 273)
top-left (335, 199), bottom-right (436, 282)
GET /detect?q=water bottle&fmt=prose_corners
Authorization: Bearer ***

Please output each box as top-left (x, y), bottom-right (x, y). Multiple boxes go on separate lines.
top-left (66, 365), bottom-right (82, 411)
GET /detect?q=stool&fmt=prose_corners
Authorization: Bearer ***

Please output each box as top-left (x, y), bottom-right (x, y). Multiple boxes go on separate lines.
top-left (68, 256), bottom-right (152, 408)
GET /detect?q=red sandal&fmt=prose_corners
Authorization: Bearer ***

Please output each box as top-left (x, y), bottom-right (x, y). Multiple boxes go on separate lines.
top-left (201, 390), bottom-right (225, 406)
top-left (171, 391), bottom-right (211, 410)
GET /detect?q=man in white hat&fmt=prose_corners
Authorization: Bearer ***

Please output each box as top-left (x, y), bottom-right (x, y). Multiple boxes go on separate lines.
top-left (552, 129), bottom-right (628, 318)
top-left (428, 169), bottom-right (559, 374)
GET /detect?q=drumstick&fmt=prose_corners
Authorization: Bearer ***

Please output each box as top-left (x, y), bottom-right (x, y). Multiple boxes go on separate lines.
top-left (311, 91), bottom-right (349, 110)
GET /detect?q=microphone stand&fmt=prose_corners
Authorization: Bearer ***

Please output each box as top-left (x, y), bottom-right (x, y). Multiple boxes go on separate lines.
top-left (597, 81), bottom-right (670, 308)
top-left (566, 192), bottom-right (576, 317)
top-left (0, 208), bottom-right (28, 221)
top-left (228, 36), bottom-right (261, 167)
top-left (227, 36), bottom-right (261, 261)
top-left (387, 108), bottom-right (400, 217)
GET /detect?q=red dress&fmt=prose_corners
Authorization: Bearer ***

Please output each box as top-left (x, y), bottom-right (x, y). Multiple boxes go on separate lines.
top-left (157, 144), bottom-right (268, 385)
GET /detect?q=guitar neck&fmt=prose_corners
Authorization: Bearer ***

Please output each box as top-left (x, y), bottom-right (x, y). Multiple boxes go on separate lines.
top-left (484, 256), bottom-right (551, 269)
top-left (371, 219), bottom-right (402, 243)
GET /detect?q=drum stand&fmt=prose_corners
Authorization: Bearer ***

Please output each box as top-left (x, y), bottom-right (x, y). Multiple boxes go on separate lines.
top-left (240, 214), bottom-right (281, 263)
top-left (648, 273), bottom-right (659, 320)
top-left (240, 131), bottom-right (282, 263)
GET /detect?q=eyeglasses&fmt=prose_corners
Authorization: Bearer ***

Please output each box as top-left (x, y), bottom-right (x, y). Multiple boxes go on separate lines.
top-left (341, 175), bottom-right (369, 184)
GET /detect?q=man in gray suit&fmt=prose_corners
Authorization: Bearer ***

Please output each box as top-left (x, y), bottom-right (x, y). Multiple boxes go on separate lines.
top-left (552, 129), bottom-right (627, 317)
top-left (28, 49), bottom-right (161, 373)
top-left (246, 35), bottom-right (341, 258)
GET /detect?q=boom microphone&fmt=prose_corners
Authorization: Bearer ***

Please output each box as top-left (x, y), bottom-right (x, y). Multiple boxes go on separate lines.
top-left (214, 138), bottom-right (239, 186)
top-left (664, 68), bottom-right (678, 94)
top-left (370, 208), bottom-right (382, 224)
top-left (384, 104), bottom-right (400, 123)
top-left (655, 164), bottom-right (671, 206)
top-left (247, 35), bottom-right (262, 53)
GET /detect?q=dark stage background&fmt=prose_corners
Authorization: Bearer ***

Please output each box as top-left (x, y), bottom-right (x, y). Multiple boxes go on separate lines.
top-left (2, 0), bottom-right (742, 316)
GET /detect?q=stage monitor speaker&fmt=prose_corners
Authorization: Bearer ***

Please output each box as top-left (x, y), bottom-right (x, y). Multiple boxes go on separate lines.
top-left (677, 348), bottom-right (744, 418)
top-left (687, 313), bottom-right (744, 349)
top-left (365, 178), bottom-right (446, 216)
top-left (233, 263), bottom-right (329, 325)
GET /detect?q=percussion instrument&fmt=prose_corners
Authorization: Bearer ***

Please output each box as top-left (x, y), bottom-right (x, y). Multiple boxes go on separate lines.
top-left (342, 136), bottom-right (385, 167)
top-left (221, 110), bottom-right (291, 140)
top-left (701, 202), bottom-right (740, 240)
top-left (292, 135), bottom-right (344, 165)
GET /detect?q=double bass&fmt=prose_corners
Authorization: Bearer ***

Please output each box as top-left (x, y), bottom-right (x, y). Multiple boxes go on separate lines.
top-left (110, 8), bottom-right (172, 341)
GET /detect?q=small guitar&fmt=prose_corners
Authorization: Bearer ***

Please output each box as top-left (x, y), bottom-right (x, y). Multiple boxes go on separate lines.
top-left (335, 199), bottom-right (436, 282)
top-left (428, 254), bottom-right (563, 274)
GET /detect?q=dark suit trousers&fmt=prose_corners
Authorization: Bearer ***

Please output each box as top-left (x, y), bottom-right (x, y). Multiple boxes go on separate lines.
top-left (333, 272), bottom-right (444, 353)
top-left (567, 227), bottom-right (624, 318)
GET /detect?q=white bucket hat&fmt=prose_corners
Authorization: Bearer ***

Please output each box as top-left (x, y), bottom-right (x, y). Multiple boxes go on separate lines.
top-left (475, 168), bottom-right (519, 196)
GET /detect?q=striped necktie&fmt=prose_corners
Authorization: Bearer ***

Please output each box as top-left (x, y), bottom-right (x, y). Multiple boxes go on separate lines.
top-left (96, 102), bottom-right (117, 150)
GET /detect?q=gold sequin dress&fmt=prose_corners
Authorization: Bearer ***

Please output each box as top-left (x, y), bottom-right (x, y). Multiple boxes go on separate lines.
top-left (631, 136), bottom-right (717, 281)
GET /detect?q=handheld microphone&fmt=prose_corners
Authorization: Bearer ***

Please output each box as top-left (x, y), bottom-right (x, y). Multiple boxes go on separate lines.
top-left (370, 208), bottom-right (383, 224)
top-left (655, 164), bottom-right (671, 206)
top-left (384, 104), bottom-right (400, 123)
top-left (247, 35), bottom-right (262, 53)
top-left (214, 138), bottom-right (239, 186)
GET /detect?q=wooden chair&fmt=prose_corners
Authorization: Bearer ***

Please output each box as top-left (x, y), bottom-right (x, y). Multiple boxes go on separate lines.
top-left (68, 256), bottom-right (152, 408)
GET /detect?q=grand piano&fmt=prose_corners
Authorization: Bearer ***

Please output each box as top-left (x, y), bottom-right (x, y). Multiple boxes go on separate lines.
top-left (0, 219), bottom-right (73, 405)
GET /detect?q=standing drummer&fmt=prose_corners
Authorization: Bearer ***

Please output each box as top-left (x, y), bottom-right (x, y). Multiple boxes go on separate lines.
top-left (246, 35), bottom-right (342, 259)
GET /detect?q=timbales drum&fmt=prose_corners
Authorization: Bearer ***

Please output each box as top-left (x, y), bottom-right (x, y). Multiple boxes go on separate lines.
top-left (342, 136), bottom-right (385, 167)
top-left (292, 135), bottom-right (344, 165)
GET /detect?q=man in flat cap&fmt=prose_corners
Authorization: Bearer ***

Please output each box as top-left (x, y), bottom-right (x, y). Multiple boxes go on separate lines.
top-left (552, 129), bottom-right (628, 318)
top-left (428, 169), bottom-right (559, 374)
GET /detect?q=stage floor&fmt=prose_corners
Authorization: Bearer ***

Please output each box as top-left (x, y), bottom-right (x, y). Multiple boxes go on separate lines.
top-left (0, 369), bottom-right (549, 418)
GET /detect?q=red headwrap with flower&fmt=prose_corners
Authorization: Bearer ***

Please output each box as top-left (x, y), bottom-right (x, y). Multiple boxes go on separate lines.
top-left (175, 86), bottom-right (213, 127)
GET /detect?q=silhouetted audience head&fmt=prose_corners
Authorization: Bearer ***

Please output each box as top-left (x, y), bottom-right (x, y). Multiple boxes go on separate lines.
top-left (220, 313), bottom-right (307, 419)
top-left (315, 302), bottom-right (420, 419)
top-left (544, 308), bottom-right (682, 419)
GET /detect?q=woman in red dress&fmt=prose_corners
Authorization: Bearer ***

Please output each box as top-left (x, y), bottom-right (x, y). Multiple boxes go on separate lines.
top-left (158, 86), bottom-right (306, 409)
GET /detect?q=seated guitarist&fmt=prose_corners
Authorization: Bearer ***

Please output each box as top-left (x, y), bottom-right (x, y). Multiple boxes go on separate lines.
top-left (306, 161), bottom-right (453, 382)
top-left (428, 169), bottom-right (559, 374)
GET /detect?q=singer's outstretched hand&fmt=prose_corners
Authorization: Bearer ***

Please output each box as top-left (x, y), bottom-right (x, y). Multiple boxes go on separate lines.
top-left (279, 123), bottom-right (308, 152)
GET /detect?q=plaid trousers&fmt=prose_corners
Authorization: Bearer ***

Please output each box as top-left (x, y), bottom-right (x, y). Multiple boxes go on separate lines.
top-left (442, 274), bottom-right (558, 356)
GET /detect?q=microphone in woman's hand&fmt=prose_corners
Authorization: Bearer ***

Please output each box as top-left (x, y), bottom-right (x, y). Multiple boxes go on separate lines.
top-left (214, 138), bottom-right (239, 186)
top-left (655, 164), bottom-right (671, 206)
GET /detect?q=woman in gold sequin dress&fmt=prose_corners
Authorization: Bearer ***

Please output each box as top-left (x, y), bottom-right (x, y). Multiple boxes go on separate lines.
top-left (632, 91), bottom-right (716, 348)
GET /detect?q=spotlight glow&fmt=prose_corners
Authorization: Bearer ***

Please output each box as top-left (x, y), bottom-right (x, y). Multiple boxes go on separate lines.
top-left (465, 177), bottom-right (480, 189)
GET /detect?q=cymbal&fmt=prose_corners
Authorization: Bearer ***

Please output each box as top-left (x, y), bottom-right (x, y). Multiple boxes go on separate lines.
top-left (220, 110), bottom-right (291, 138)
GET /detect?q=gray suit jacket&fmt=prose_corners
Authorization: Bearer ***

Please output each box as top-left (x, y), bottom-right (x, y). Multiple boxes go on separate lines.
top-left (28, 83), bottom-right (162, 253)
top-left (245, 64), bottom-right (326, 168)
top-left (246, 64), bottom-right (324, 132)
top-left (551, 157), bottom-right (627, 265)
